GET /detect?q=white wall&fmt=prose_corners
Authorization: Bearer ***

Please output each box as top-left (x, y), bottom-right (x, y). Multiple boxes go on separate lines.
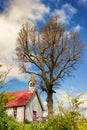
top-left (17, 107), bottom-right (24, 122)
top-left (5, 108), bottom-right (13, 117)
top-left (5, 106), bottom-right (24, 122)
top-left (25, 93), bottom-right (43, 122)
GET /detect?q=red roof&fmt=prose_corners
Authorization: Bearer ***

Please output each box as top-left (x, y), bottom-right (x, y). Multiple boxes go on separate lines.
top-left (5, 90), bottom-right (35, 108)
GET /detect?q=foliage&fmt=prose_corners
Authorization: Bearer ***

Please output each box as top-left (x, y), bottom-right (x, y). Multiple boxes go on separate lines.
top-left (78, 118), bottom-right (87, 130)
top-left (57, 93), bottom-right (87, 130)
top-left (45, 116), bottom-right (87, 130)
top-left (0, 93), bottom-right (22, 130)
top-left (0, 65), bottom-right (22, 130)
top-left (0, 114), bottom-right (22, 130)
top-left (24, 115), bottom-right (87, 130)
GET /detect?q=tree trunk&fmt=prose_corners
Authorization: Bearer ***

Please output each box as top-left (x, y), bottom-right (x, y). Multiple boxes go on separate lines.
top-left (46, 91), bottom-right (53, 118)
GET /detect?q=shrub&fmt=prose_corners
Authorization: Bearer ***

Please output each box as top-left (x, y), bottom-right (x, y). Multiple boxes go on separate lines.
top-left (25, 115), bottom-right (87, 130)
top-left (0, 113), bottom-right (22, 130)
top-left (0, 93), bottom-right (22, 130)
top-left (43, 115), bottom-right (74, 130)
top-left (25, 115), bottom-right (74, 130)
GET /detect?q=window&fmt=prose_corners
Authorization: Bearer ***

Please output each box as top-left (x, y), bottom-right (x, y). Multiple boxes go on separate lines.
top-left (13, 107), bottom-right (17, 119)
top-left (33, 111), bottom-right (37, 121)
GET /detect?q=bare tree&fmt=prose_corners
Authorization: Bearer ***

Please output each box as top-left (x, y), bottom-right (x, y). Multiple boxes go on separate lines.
top-left (16, 17), bottom-right (84, 118)
top-left (0, 64), bottom-right (12, 88)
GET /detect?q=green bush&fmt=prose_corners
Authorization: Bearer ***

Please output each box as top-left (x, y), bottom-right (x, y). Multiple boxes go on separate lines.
top-left (0, 93), bottom-right (22, 130)
top-left (24, 115), bottom-right (73, 130)
top-left (25, 122), bottom-right (44, 130)
top-left (24, 115), bottom-right (87, 130)
top-left (0, 115), bottom-right (21, 130)
top-left (78, 118), bottom-right (87, 130)
top-left (43, 115), bottom-right (74, 130)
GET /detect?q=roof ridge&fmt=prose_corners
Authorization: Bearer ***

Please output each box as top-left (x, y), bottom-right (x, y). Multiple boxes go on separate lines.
top-left (6, 90), bottom-right (28, 94)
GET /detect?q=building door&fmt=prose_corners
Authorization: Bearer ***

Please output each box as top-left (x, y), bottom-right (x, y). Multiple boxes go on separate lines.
top-left (33, 111), bottom-right (37, 121)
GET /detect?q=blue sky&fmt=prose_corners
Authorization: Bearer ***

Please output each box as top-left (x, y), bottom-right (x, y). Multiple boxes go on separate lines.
top-left (0, 0), bottom-right (87, 106)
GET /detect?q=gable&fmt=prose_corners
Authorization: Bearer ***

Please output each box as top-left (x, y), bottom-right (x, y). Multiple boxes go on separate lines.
top-left (26, 92), bottom-right (44, 111)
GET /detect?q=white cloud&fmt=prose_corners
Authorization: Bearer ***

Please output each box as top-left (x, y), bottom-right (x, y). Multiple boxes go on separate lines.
top-left (54, 89), bottom-right (69, 103)
top-left (74, 24), bottom-right (81, 32)
top-left (3, 0), bottom-right (49, 23)
top-left (0, 0), bottom-right (50, 81)
top-left (53, 89), bottom-right (87, 117)
top-left (42, 101), bottom-right (47, 109)
top-left (53, 89), bottom-right (70, 112)
top-left (79, 93), bottom-right (87, 117)
top-left (0, 61), bottom-right (26, 82)
top-left (52, 3), bottom-right (77, 24)
top-left (78, 0), bottom-right (87, 6)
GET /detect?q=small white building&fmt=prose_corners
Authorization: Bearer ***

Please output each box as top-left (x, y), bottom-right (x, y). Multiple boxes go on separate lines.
top-left (5, 75), bottom-right (44, 122)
